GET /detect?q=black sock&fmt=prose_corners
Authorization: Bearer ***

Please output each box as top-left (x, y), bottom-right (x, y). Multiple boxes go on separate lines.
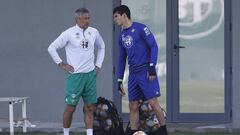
top-left (160, 125), bottom-right (168, 135)
top-left (160, 125), bottom-right (166, 128)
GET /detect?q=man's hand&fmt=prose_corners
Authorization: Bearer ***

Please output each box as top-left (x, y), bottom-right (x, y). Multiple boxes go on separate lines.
top-left (58, 62), bottom-right (74, 73)
top-left (95, 66), bottom-right (100, 75)
top-left (148, 64), bottom-right (156, 81)
top-left (118, 80), bottom-right (126, 96)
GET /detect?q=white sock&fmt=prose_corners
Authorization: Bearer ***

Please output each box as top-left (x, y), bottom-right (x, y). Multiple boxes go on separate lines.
top-left (86, 129), bottom-right (93, 135)
top-left (63, 128), bottom-right (69, 135)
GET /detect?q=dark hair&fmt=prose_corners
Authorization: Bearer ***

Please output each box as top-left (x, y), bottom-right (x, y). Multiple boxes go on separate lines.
top-left (75, 8), bottom-right (89, 17)
top-left (113, 5), bottom-right (131, 19)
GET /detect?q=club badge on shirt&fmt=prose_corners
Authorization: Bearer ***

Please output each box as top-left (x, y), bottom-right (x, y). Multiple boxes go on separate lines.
top-left (122, 35), bottom-right (133, 48)
top-left (76, 33), bottom-right (80, 39)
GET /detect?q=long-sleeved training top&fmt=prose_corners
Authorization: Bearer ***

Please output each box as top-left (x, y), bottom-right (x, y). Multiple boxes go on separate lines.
top-left (48, 25), bottom-right (105, 73)
top-left (117, 22), bottom-right (158, 79)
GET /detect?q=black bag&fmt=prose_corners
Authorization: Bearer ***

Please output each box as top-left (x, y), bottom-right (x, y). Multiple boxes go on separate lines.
top-left (93, 97), bottom-right (125, 135)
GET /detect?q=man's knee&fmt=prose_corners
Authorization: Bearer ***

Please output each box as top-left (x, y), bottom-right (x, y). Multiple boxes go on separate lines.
top-left (148, 98), bottom-right (160, 109)
top-left (65, 105), bottom-right (76, 114)
top-left (83, 104), bottom-right (95, 114)
top-left (129, 101), bottom-right (139, 112)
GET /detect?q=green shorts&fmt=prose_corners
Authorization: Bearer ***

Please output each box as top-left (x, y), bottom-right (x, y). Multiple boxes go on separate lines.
top-left (65, 70), bottom-right (97, 105)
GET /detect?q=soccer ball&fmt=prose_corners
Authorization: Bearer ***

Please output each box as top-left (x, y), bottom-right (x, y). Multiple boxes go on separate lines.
top-left (93, 117), bottom-right (102, 129)
top-left (133, 131), bottom-right (147, 135)
top-left (95, 103), bottom-right (109, 118)
top-left (139, 101), bottom-right (167, 133)
top-left (146, 114), bottom-right (160, 132)
top-left (103, 118), bottom-right (113, 131)
top-left (94, 102), bottom-right (116, 131)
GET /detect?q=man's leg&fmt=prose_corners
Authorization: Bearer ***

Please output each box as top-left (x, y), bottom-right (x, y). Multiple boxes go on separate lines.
top-left (126, 73), bottom-right (143, 134)
top-left (136, 68), bottom-right (168, 134)
top-left (148, 98), bottom-right (168, 135)
top-left (83, 104), bottom-right (95, 135)
top-left (82, 70), bottom-right (97, 135)
top-left (63, 105), bottom-right (76, 135)
top-left (148, 98), bottom-right (165, 125)
top-left (64, 72), bottom-right (84, 135)
top-left (127, 101), bottom-right (139, 134)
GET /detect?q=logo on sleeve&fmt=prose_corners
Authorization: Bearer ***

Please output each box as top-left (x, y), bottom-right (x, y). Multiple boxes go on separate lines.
top-left (122, 35), bottom-right (133, 48)
top-left (143, 27), bottom-right (150, 36)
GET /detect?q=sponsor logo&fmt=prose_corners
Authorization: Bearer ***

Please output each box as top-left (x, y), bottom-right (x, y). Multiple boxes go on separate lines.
top-left (80, 39), bottom-right (90, 51)
top-left (143, 27), bottom-right (150, 36)
top-left (131, 28), bottom-right (135, 33)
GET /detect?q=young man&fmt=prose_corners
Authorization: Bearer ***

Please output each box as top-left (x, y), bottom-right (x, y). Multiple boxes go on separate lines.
top-left (113, 5), bottom-right (168, 135)
top-left (48, 8), bottom-right (105, 135)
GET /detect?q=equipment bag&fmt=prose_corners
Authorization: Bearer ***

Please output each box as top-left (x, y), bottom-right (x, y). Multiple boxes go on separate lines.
top-left (93, 97), bottom-right (125, 135)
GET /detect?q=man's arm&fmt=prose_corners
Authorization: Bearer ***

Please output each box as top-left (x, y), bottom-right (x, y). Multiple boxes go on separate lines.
top-left (47, 32), bottom-right (74, 73)
top-left (117, 37), bottom-right (127, 80)
top-left (141, 25), bottom-right (158, 80)
top-left (94, 30), bottom-right (105, 74)
top-left (117, 37), bottom-right (127, 96)
top-left (48, 32), bottom-right (68, 64)
top-left (141, 26), bottom-right (158, 65)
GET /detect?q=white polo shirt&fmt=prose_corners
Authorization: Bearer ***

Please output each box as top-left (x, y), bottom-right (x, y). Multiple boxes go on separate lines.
top-left (48, 25), bottom-right (105, 73)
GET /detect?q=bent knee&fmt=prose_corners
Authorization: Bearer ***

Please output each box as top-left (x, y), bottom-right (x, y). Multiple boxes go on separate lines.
top-left (65, 105), bottom-right (76, 113)
top-left (148, 98), bottom-right (160, 108)
top-left (83, 104), bottom-right (95, 114)
top-left (129, 101), bottom-right (139, 111)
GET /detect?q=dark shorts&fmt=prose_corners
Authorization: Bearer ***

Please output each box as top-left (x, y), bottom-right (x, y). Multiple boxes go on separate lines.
top-left (128, 68), bottom-right (161, 101)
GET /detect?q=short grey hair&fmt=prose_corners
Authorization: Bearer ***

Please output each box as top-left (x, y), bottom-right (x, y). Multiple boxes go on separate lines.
top-left (75, 8), bottom-right (89, 17)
